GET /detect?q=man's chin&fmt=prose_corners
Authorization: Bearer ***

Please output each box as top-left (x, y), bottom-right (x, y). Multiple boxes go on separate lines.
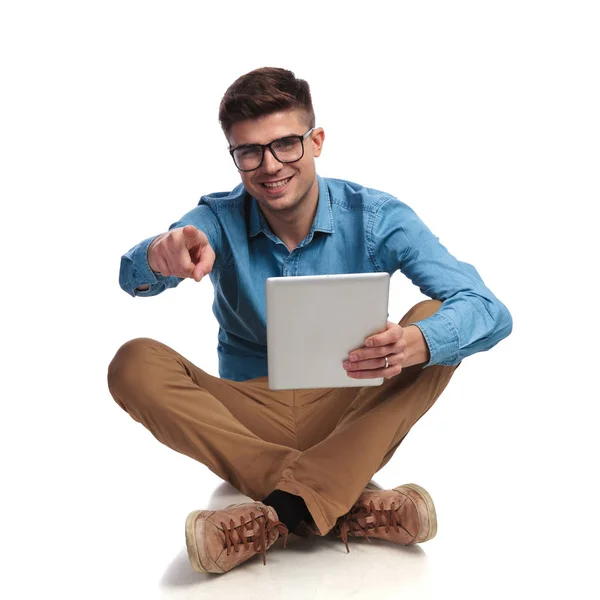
top-left (258, 194), bottom-right (296, 212)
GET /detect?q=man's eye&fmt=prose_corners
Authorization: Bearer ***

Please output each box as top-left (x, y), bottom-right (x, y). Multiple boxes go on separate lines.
top-left (238, 147), bottom-right (261, 157)
top-left (276, 138), bottom-right (296, 148)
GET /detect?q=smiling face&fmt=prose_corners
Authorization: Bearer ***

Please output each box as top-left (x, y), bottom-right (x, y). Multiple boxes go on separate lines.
top-left (228, 110), bottom-right (324, 218)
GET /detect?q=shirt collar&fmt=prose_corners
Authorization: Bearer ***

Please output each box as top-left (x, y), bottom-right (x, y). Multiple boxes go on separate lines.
top-left (248, 175), bottom-right (334, 238)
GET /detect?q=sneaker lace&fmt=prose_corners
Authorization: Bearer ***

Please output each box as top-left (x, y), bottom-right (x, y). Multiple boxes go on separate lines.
top-left (337, 500), bottom-right (401, 553)
top-left (221, 508), bottom-right (289, 565)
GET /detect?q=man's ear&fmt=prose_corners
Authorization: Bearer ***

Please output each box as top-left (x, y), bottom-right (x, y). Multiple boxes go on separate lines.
top-left (312, 127), bottom-right (325, 157)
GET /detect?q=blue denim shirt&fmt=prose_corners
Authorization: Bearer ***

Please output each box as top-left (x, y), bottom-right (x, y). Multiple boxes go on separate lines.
top-left (119, 175), bottom-right (512, 381)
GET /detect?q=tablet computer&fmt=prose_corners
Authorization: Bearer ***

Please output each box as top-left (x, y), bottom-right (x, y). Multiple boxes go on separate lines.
top-left (266, 272), bottom-right (390, 390)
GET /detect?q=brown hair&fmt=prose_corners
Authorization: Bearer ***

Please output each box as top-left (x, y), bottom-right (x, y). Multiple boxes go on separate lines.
top-left (219, 67), bottom-right (315, 139)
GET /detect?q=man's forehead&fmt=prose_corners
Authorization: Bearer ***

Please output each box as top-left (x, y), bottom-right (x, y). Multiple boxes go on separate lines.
top-left (229, 110), bottom-right (307, 145)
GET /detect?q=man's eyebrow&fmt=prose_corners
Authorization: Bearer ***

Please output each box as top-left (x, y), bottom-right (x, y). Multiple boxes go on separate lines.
top-left (231, 142), bottom-right (259, 149)
top-left (232, 133), bottom-right (299, 148)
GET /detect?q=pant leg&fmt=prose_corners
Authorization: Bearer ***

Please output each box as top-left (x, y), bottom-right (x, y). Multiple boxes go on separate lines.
top-left (273, 299), bottom-right (461, 535)
top-left (107, 337), bottom-right (301, 501)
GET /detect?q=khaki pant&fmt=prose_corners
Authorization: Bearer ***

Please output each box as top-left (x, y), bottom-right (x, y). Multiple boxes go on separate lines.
top-left (107, 300), bottom-right (460, 535)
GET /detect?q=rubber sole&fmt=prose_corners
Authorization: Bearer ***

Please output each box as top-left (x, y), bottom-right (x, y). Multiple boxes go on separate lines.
top-left (185, 510), bottom-right (210, 573)
top-left (393, 483), bottom-right (438, 543)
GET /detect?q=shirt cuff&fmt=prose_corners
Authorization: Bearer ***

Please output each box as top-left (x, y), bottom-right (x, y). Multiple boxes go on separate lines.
top-left (410, 311), bottom-right (461, 367)
top-left (128, 235), bottom-right (158, 285)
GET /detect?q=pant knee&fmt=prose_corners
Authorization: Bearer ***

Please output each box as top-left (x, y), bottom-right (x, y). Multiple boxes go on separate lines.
top-left (107, 337), bottom-right (158, 398)
top-left (400, 299), bottom-right (442, 326)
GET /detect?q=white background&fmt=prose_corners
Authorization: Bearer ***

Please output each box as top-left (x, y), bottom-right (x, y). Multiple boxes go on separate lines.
top-left (1, 1), bottom-right (599, 599)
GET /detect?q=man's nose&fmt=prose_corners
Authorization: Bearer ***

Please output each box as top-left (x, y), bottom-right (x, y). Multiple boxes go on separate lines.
top-left (261, 147), bottom-right (283, 173)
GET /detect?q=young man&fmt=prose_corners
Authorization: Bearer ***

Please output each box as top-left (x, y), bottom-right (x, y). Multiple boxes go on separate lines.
top-left (108, 67), bottom-right (513, 574)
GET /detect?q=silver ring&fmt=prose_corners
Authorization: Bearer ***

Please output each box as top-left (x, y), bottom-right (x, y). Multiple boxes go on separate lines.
top-left (384, 356), bottom-right (389, 369)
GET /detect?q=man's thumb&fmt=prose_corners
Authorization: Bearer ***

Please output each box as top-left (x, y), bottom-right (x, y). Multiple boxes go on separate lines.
top-left (192, 263), bottom-right (205, 281)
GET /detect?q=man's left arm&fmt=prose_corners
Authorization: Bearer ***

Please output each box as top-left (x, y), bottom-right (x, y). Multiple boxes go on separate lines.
top-left (358, 197), bottom-right (513, 373)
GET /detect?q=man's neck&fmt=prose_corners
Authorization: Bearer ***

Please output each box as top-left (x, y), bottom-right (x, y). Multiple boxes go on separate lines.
top-left (261, 180), bottom-right (319, 252)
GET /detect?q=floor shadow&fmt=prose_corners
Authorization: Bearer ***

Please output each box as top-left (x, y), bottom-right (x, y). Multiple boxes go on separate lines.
top-left (160, 540), bottom-right (294, 589)
top-left (160, 548), bottom-right (209, 587)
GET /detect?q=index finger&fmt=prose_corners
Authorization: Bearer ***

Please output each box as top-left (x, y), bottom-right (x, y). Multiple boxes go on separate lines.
top-left (182, 225), bottom-right (207, 249)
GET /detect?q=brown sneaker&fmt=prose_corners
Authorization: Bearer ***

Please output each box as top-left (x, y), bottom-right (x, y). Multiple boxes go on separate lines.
top-left (185, 502), bottom-right (289, 574)
top-left (334, 483), bottom-right (437, 552)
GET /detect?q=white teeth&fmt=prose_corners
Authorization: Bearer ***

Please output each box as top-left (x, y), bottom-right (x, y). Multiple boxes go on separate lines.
top-left (264, 178), bottom-right (290, 189)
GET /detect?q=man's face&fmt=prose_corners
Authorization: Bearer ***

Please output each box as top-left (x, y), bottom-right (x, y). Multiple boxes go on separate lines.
top-left (228, 110), bottom-right (324, 215)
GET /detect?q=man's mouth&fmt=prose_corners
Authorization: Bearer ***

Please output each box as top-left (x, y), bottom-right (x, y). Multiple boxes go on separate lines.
top-left (261, 176), bottom-right (292, 190)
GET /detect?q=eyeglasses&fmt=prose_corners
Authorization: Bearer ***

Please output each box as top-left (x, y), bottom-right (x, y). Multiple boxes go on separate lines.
top-left (229, 128), bottom-right (315, 172)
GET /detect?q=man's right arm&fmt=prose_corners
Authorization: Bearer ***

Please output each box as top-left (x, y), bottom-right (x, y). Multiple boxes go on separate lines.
top-left (119, 234), bottom-right (184, 298)
top-left (118, 205), bottom-right (223, 298)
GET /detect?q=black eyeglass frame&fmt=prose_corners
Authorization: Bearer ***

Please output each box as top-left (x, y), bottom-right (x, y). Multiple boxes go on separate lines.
top-left (229, 128), bottom-right (315, 172)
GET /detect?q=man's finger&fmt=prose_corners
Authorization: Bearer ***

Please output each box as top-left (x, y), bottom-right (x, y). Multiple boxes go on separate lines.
top-left (365, 322), bottom-right (402, 347)
top-left (182, 225), bottom-right (207, 249)
top-left (344, 356), bottom-right (391, 371)
top-left (177, 245), bottom-right (196, 278)
top-left (194, 244), bottom-right (215, 276)
top-left (348, 342), bottom-right (397, 363)
top-left (192, 247), bottom-right (212, 281)
top-left (192, 263), bottom-right (204, 282)
top-left (347, 365), bottom-right (402, 379)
